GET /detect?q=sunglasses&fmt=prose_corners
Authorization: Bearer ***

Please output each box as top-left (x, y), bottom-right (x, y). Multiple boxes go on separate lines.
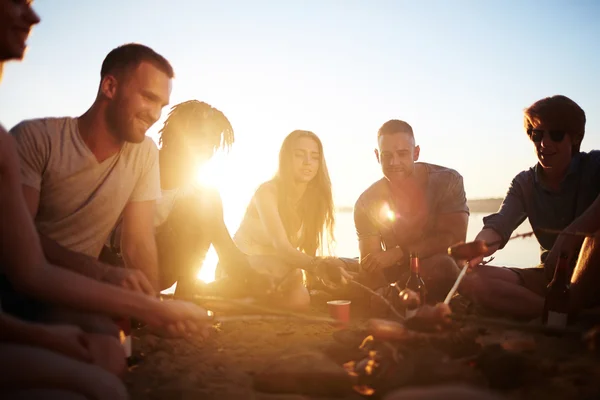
top-left (527, 129), bottom-right (567, 143)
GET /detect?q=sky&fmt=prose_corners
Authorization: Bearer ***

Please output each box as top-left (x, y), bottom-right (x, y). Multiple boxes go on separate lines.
top-left (1, 0), bottom-right (599, 225)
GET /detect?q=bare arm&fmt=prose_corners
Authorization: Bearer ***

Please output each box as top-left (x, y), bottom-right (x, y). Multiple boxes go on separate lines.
top-left (0, 312), bottom-right (48, 344)
top-left (254, 183), bottom-right (315, 268)
top-left (120, 200), bottom-right (159, 292)
top-left (545, 192), bottom-right (600, 270)
top-left (197, 188), bottom-right (253, 275)
top-left (354, 197), bottom-right (404, 275)
top-left (0, 133), bottom-right (157, 320)
top-left (21, 185), bottom-right (113, 281)
top-left (467, 176), bottom-right (529, 266)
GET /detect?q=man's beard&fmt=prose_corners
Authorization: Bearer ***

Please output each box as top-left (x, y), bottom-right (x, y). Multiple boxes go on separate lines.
top-left (384, 165), bottom-right (414, 184)
top-left (105, 104), bottom-right (127, 141)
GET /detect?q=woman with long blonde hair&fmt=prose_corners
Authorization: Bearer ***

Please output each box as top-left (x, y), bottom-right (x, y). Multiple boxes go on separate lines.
top-left (232, 130), bottom-right (347, 308)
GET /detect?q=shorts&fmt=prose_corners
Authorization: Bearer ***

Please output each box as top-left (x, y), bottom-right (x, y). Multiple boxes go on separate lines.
top-left (506, 265), bottom-right (548, 297)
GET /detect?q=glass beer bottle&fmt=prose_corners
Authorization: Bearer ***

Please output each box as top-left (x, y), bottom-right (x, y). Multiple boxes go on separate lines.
top-left (405, 252), bottom-right (427, 317)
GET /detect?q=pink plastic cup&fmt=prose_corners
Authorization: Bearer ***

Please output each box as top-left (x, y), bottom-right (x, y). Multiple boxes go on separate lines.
top-left (327, 300), bottom-right (351, 327)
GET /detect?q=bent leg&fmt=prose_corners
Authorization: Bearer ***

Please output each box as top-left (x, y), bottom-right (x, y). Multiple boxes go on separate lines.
top-left (419, 254), bottom-right (460, 303)
top-left (571, 231), bottom-right (600, 311)
top-left (155, 192), bottom-right (215, 295)
top-left (248, 255), bottom-right (310, 310)
top-left (0, 344), bottom-right (128, 400)
top-left (459, 265), bottom-right (544, 319)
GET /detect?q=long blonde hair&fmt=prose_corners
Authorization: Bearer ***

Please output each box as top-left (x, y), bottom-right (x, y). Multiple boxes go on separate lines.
top-left (273, 130), bottom-right (335, 256)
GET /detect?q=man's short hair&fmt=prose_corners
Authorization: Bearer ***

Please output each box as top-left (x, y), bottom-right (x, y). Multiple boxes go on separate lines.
top-left (378, 119), bottom-right (414, 138)
top-left (524, 95), bottom-right (586, 153)
top-left (100, 43), bottom-right (174, 80)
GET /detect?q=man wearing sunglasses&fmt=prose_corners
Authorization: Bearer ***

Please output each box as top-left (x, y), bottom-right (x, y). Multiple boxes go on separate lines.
top-left (460, 95), bottom-right (600, 319)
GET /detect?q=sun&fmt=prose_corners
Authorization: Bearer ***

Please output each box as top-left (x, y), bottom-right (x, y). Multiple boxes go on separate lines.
top-left (190, 150), bottom-right (273, 284)
top-left (195, 156), bottom-right (221, 188)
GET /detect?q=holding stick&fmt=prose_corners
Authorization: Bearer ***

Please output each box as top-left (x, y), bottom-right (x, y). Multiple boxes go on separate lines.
top-left (443, 262), bottom-right (468, 305)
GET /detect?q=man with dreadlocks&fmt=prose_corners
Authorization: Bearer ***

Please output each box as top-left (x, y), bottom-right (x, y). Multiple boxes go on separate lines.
top-left (102, 100), bottom-right (271, 297)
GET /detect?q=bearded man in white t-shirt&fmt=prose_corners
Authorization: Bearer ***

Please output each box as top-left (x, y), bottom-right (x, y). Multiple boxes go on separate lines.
top-left (4, 43), bottom-right (175, 333)
top-left (11, 43), bottom-right (166, 291)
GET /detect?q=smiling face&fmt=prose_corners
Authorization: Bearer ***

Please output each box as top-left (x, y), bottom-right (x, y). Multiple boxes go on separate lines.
top-left (104, 61), bottom-right (172, 143)
top-left (0, 0), bottom-right (40, 62)
top-left (529, 121), bottom-right (574, 172)
top-left (291, 135), bottom-right (320, 183)
top-left (376, 131), bottom-right (420, 185)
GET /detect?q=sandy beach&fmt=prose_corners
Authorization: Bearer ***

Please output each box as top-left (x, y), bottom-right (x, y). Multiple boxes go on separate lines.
top-left (125, 299), bottom-right (600, 400)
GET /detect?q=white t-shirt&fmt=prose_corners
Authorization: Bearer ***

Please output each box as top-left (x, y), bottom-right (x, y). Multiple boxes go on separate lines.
top-left (154, 188), bottom-right (179, 228)
top-left (11, 117), bottom-right (161, 258)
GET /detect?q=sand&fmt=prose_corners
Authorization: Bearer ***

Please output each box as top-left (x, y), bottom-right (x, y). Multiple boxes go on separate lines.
top-left (125, 302), bottom-right (600, 400)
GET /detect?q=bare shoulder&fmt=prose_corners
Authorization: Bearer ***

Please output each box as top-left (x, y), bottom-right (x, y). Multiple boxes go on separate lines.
top-left (254, 180), bottom-right (278, 200)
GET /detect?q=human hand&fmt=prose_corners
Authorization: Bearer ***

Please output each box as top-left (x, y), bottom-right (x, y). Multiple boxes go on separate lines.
top-left (468, 254), bottom-right (485, 268)
top-left (102, 266), bottom-right (156, 296)
top-left (149, 300), bottom-right (213, 338)
top-left (38, 324), bottom-right (92, 363)
top-left (466, 230), bottom-right (501, 267)
top-left (84, 333), bottom-right (126, 377)
top-left (313, 257), bottom-right (354, 290)
top-left (244, 269), bottom-right (277, 297)
top-left (544, 231), bottom-right (585, 271)
top-left (360, 250), bottom-right (402, 273)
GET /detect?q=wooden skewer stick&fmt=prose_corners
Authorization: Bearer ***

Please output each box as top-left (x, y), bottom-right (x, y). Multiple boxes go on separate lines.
top-left (349, 280), bottom-right (405, 321)
top-left (445, 227), bottom-right (596, 304)
top-left (159, 294), bottom-right (322, 321)
top-left (486, 228), bottom-right (594, 249)
top-left (215, 314), bottom-right (337, 324)
top-left (444, 262), bottom-right (468, 305)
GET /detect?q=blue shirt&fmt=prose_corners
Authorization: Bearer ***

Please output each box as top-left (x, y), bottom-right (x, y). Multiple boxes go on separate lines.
top-left (483, 151), bottom-right (600, 265)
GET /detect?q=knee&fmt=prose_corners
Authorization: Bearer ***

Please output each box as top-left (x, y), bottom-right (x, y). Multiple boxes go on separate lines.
top-left (437, 255), bottom-right (460, 278)
top-left (85, 334), bottom-right (126, 377)
top-left (424, 254), bottom-right (460, 284)
top-left (458, 271), bottom-right (485, 299)
top-left (281, 270), bottom-right (310, 311)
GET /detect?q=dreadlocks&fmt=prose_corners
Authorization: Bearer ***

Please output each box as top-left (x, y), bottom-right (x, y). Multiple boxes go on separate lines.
top-left (158, 100), bottom-right (234, 153)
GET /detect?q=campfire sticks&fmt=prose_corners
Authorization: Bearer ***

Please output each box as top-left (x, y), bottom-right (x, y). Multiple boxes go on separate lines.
top-left (160, 293), bottom-right (342, 324)
top-left (485, 228), bottom-right (594, 249)
top-left (443, 262), bottom-right (468, 305)
top-left (444, 228), bottom-right (595, 305)
top-left (215, 314), bottom-right (337, 324)
top-left (349, 280), bottom-right (405, 321)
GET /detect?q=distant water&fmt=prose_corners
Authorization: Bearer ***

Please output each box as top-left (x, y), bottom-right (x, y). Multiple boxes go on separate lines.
top-left (329, 211), bottom-right (541, 268)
